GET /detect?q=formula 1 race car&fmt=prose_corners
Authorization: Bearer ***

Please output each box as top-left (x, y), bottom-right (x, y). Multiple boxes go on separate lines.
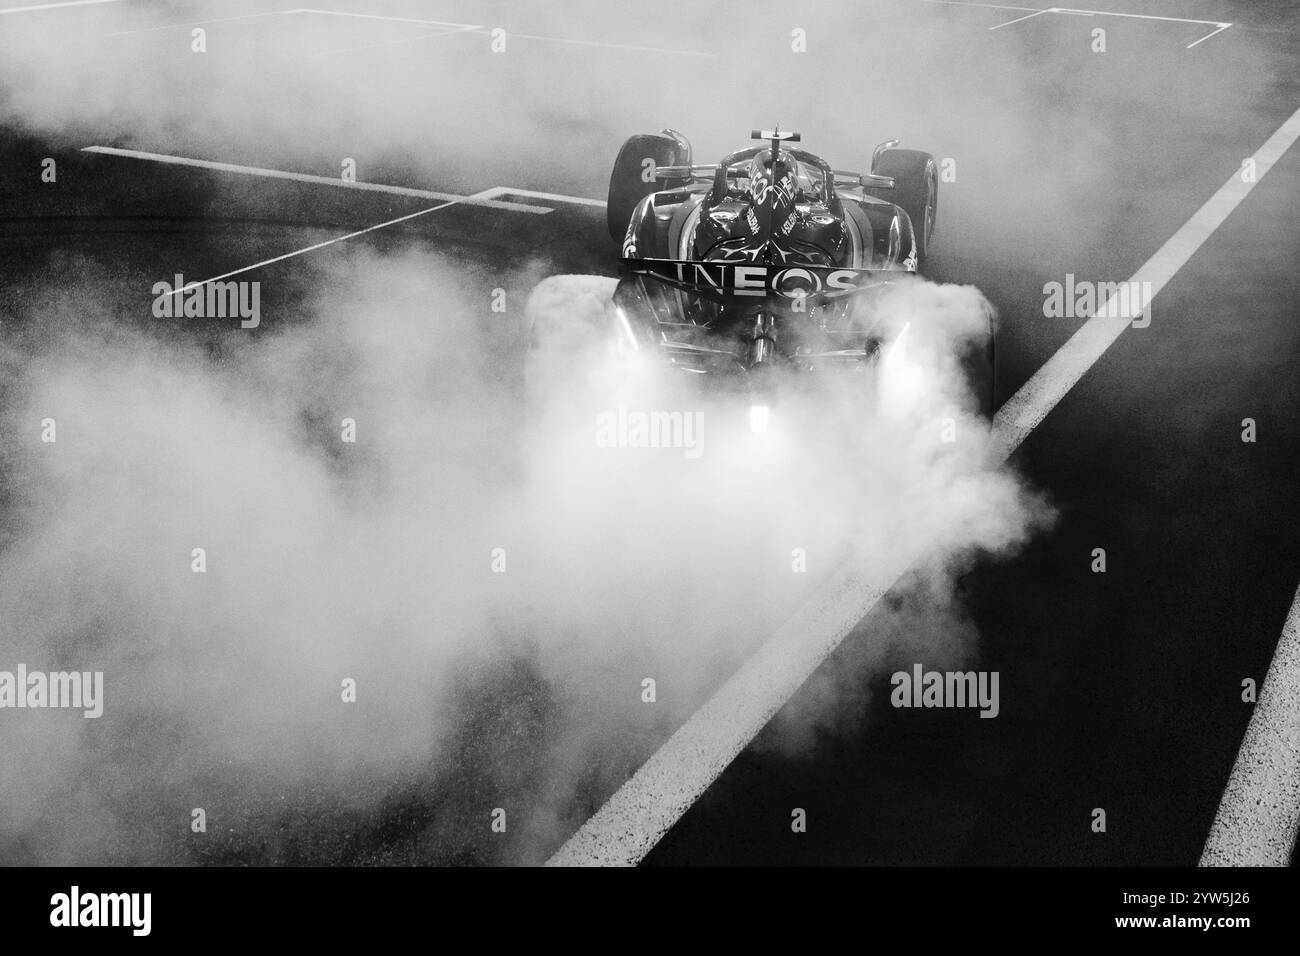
top-left (529, 128), bottom-right (992, 416)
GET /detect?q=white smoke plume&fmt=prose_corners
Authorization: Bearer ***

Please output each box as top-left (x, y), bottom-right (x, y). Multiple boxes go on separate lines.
top-left (0, 0), bottom-right (1069, 863)
top-left (0, 246), bottom-right (1049, 863)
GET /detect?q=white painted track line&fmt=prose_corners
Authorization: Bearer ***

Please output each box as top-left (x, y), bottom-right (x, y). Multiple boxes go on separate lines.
top-left (161, 181), bottom-right (578, 295)
top-left (161, 181), bottom-right (582, 294)
top-left (1187, 23), bottom-right (1233, 50)
top-left (994, 105), bottom-right (1300, 456)
top-left (990, 10), bottom-right (1048, 30)
top-left (79, 147), bottom-right (552, 214)
top-left (283, 8), bottom-right (481, 30)
top-left (1052, 6), bottom-right (1225, 27)
top-left (475, 186), bottom-right (606, 209)
top-left (548, 545), bottom-right (924, 867)
top-left (1201, 581), bottom-right (1300, 866)
top-left (547, 103), bottom-right (1300, 866)
top-left (164, 197), bottom-right (462, 296)
top-left (78, 150), bottom-right (611, 295)
top-left (0, 0), bottom-right (125, 13)
top-left (106, 11), bottom-right (283, 37)
top-left (287, 6), bottom-right (712, 57)
top-left (1049, 7), bottom-right (1232, 50)
top-left (925, 1), bottom-right (1233, 48)
top-left (308, 24), bottom-right (480, 59)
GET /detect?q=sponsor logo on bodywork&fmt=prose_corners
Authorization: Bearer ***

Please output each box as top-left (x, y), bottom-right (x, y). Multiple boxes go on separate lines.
top-left (623, 258), bottom-right (890, 301)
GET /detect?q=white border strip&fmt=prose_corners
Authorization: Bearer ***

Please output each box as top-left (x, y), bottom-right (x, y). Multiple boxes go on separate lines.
top-left (1201, 581), bottom-right (1300, 866)
top-left (547, 103), bottom-right (1300, 866)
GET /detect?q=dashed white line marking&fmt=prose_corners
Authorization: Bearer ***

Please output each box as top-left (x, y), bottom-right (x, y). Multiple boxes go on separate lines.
top-left (1201, 581), bottom-right (1300, 866)
top-left (79, 147), bottom-right (552, 214)
top-left (546, 102), bottom-right (1300, 866)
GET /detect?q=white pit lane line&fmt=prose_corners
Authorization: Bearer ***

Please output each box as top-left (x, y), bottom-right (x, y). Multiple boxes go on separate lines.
top-left (547, 103), bottom-right (1300, 867)
top-left (1201, 581), bottom-right (1300, 867)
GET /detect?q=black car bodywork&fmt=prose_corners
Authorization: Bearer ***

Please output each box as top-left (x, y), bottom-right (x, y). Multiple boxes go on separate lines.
top-left (604, 128), bottom-right (957, 379)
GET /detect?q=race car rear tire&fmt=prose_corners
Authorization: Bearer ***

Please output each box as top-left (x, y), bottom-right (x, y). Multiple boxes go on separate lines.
top-left (607, 132), bottom-right (692, 241)
top-left (865, 149), bottom-right (938, 265)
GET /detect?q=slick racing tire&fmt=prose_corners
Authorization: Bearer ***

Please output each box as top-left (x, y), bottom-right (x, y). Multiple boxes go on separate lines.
top-left (865, 148), bottom-right (938, 265)
top-left (607, 131), bottom-right (691, 241)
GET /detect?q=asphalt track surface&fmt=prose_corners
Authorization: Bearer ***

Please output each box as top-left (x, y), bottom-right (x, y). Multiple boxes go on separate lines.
top-left (0, 0), bottom-right (1297, 866)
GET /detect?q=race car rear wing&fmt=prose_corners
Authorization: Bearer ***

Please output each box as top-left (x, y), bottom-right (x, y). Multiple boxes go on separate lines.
top-left (653, 132), bottom-right (902, 190)
top-left (650, 166), bottom-right (896, 192)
